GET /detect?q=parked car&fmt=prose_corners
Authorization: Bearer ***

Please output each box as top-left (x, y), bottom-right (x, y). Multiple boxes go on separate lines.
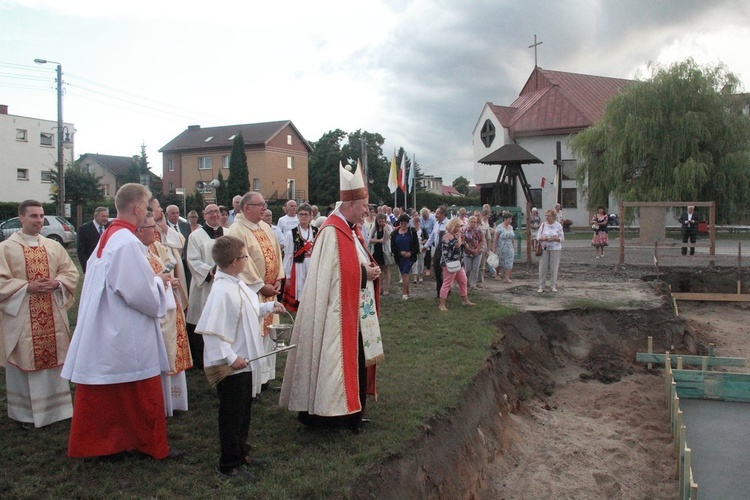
top-left (0, 215), bottom-right (77, 247)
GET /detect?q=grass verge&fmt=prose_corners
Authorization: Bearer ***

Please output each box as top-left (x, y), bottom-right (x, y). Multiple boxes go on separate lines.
top-left (0, 264), bottom-right (514, 499)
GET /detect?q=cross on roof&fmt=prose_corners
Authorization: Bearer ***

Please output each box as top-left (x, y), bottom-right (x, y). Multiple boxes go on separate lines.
top-left (528, 34), bottom-right (543, 67)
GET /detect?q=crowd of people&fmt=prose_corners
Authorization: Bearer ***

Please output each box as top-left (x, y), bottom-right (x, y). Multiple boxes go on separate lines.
top-left (1, 167), bottom-right (586, 481)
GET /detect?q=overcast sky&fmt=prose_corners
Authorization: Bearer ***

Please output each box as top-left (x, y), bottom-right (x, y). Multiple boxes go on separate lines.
top-left (2, 0), bottom-right (749, 185)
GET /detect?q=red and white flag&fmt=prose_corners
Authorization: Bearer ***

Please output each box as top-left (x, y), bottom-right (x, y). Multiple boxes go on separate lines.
top-left (398, 155), bottom-right (407, 192)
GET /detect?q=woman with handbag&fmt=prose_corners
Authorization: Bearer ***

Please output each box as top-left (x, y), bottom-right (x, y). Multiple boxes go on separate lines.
top-left (439, 217), bottom-right (476, 311)
top-left (492, 211), bottom-right (515, 283)
top-left (591, 206), bottom-right (609, 259)
top-left (536, 209), bottom-right (565, 292)
top-left (370, 213), bottom-right (392, 295)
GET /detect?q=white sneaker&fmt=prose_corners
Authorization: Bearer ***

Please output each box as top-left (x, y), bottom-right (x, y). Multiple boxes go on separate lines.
top-left (537, 288), bottom-right (544, 293)
top-left (551, 287), bottom-right (558, 292)
top-left (402, 294), bottom-right (409, 300)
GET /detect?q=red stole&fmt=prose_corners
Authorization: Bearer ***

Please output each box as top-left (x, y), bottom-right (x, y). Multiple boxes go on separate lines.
top-left (96, 219), bottom-right (136, 258)
top-left (23, 245), bottom-right (58, 370)
top-left (320, 215), bottom-right (380, 412)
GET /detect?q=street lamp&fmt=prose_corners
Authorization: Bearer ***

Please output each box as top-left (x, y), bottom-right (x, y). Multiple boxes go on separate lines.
top-left (34, 58), bottom-right (66, 216)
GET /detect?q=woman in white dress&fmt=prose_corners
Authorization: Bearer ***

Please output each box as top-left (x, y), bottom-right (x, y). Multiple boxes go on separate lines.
top-left (282, 203), bottom-right (318, 312)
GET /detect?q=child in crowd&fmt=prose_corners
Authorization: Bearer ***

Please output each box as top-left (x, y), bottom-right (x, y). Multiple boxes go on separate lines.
top-left (195, 235), bottom-right (285, 481)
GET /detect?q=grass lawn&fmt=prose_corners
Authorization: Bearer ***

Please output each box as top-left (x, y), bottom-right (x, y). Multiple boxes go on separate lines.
top-left (0, 254), bottom-right (515, 499)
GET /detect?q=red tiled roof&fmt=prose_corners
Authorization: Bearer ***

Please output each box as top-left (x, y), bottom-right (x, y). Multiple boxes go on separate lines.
top-left (492, 67), bottom-right (632, 138)
top-left (442, 185), bottom-right (463, 197)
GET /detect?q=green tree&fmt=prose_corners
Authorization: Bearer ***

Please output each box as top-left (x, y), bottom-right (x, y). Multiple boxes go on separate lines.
top-left (452, 176), bottom-right (470, 195)
top-left (309, 129), bottom-right (348, 207)
top-left (342, 130), bottom-right (388, 204)
top-left (48, 161), bottom-right (105, 209)
top-left (225, 133), bottom-right (250, 199)
top-left (214, 171), bottom-right (230, 207)
top-left (572, 59), bottom-right (750, 223)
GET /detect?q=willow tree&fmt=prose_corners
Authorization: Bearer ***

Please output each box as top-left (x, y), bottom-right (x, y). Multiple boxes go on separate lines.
top-left (572, 59), bottom-right (750, 223)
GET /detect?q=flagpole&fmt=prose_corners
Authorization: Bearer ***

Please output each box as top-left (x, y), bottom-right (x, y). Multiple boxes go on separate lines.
top-left (412, 154), bottom-right (416, 211)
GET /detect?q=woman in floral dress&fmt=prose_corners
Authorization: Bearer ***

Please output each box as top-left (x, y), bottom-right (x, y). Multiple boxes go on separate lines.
top-left (492, 212), bottom-right (515, 283)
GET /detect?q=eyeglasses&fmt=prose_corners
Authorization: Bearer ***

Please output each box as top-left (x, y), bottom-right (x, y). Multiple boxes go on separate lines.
top-left (246, 203), bottom-right (268, 208)
top-left (298, 212), bottom-right (311, 217)
top-left (139, 224), bottom-right (157, 230)
top-left (235, 255), bottom-right (249, 261)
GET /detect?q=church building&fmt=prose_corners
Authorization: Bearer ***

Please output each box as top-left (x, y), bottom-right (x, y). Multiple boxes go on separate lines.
top-left (472, 67), bottom-right (631, 227)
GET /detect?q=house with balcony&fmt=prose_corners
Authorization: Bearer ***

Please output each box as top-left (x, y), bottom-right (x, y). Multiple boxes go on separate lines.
top-left (0, 104), bottom-right (74, 205)
top-left (160, 120), bottom-right (311, 203)
top-left (473, 67), bottom-right (632, 227)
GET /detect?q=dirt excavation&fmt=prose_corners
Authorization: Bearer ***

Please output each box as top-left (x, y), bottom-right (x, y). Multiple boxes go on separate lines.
top-left (352, 260), bottom-right (750, 499)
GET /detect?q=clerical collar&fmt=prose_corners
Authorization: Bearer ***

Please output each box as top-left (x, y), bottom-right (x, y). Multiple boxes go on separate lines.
top-left (334, 211), bottom-right (356, 230)
top-left (202, 223), bottom-right (223, 239)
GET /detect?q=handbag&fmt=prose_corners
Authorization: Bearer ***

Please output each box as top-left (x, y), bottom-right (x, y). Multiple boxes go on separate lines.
top-left (535, 223), bottom-right (545, 256)
top-left (591, 223), bottom-right (599, 230)
top-left (486, 252), bottom-right (499, 268)
top-left (446, 260), bottom-right (461, 273)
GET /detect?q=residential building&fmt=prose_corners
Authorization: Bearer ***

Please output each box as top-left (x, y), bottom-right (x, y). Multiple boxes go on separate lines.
top-left (0, 104), bottom-right (74, 205)
top-left (473, 67), bottom-right (632, 227)
top-left (159, 121), bottom-right (311, 203)
top-left (419, 174), bottom-right (444, 195)
top-left (78, 153), bottom-right (160, 199)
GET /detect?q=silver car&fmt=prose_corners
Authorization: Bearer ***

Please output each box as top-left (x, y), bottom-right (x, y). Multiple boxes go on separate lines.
top-left (0, 215), bottom-right (77, 247)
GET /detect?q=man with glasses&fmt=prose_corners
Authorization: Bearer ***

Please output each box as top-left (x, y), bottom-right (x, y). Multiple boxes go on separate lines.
top-left (227, 192), bottom-right (284, 394)
top-left (185, 204), bottom-right (224, 369)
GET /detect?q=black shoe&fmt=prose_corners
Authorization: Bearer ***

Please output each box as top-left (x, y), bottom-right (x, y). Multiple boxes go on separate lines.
top-left (168, 448), bottom-right (187, 459)
top-left (20, 422), bottom-right (35, 430)
top-left (218, 466), bottom-right (254, 481)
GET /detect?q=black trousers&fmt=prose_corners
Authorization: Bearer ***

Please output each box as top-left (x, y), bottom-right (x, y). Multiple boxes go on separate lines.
top-left (298, 331), bottom-right (367, 432)
top-left (186, 323), bottom-right (204, 369)
top-left (432, 248), bottom-right (443, 296)
top-left (681, 229), bottom-right (697, 255)
top-left (217, 371), bottom-right (253, 472)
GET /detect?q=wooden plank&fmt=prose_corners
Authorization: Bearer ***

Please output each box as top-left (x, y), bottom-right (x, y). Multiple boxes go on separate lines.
top-left (672, 292), bottom-right (750, 302)
top-left (672, 370), bottom-right (706, 382)
top-left (636, 353), bottom-right (746, 367)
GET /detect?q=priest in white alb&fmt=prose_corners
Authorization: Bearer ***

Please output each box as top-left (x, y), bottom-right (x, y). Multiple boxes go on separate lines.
top-left (279, 162), bottom-right (384, 434)
top-left (0, 199), bottom-right (79, 429)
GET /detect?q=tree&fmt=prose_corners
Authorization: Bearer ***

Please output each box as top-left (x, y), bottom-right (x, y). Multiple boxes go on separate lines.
top-left (48, 161), bottom-right (105, 207)
top-left (214, 171), bottom-right (230, 207)
top-left (308, 129), bottom-right (348, 207)
top-left (572, 59), bottom-right (750, 223)
top-left (452, 176), bottom-right (470, 196)
top-left (225, 132), bottom-right (250, 200)
top-left (343, 130), bottom-right (388, 204)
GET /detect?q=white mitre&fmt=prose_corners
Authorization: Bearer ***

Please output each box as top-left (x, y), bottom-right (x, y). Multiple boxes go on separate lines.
top-left (339, 162), bottom-right (368, 202)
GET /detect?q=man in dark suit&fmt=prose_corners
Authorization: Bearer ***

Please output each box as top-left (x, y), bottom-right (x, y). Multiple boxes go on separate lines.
top-left (166, 205), bottom-right (191, 240)
top-left (76, 206), bottom-right (109, 273)
top-left (678, 205), bottom-right (700, 256)
top-left (166, 204), bottom-right (192, 290)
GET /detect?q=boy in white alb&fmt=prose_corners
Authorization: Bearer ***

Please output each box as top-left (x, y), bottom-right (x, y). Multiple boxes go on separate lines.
top-left (195, 235), bottom-right (285, 480)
